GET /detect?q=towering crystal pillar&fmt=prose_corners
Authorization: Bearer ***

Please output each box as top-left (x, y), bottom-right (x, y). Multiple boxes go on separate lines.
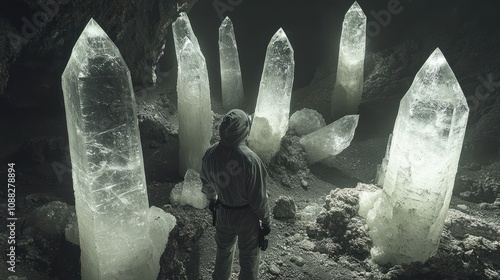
top-left (331, 1), bottom-right (366, 120)
top-left (176, 37), bottom-right (213, 174)
top-left (61, 19), bottom-right (175, 280)
top-left (299, 115), bottom-right (359, 163)
top-left (358, 48), bottom-right (469, 265)
top-left (247, 28), bottom-right (295, 163)
top-left (172, 12), bottom-right (213, 174)
top-left (219, 16), bottom-right (244, 110)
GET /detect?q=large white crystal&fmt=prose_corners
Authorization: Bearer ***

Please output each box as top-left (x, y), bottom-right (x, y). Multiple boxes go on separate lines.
top-left (176, 37), bottom-right (213, 174)
top-left (219, 17), bottom-right (244, 110)
top-left (332, 1), bottom-right (366, 120)
top-left (289, 108), bottom-right (326, 136)
top-left (170, 169), bottom-right (209, 209)
top-left (299, 115), bottom-right (359, 163)
top-left (247, 28), bottom-right (295, 163)
top-left (172, 12), bottom-right (213, 174)
top-left (358, 48), bottom-right (469, 265)
top-left (61, 19), bottom-right (176, 280)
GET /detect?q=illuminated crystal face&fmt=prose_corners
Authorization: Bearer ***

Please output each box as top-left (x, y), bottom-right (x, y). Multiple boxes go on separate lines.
top-left (61, 19), bottom-right (175, 280)
top-left (219, 17), bottom-right (244, 110)
top-left (247, 28), bottom-right (295, 163)
top-left (299, 115), bottom-right (359, 163)
top-left (172, 12), bottom-right (201, 58)
top-left (289, 108), bottom-right (326, 136)
top-left (358, 48), bottom-right (470, 265)
top-left (332, 1), bottom-right (366, 120)
top-left (176, 37), bottom-right (213, 174)
top-left (170, 169), bottom-right (209, 209)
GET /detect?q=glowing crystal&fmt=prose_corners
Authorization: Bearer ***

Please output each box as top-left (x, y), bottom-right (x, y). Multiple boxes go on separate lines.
top-left (332, 1), bottom-right (366, 120)
top-left (170, 169), bottom-right (209, 209)
top-left (248, 28), bottom-right (295, 163)
top-left (219, 17), bottom-right (244, 110)
top-left (61, 19), bottom-right (175, 279)
top-left (289, 108), bottom-right (326, 136)
top-left (358, 48), bottom-right (470, 265)
top-left (176, 37), bottom-right (213, 174)
top-left (299, 115), bottom-right (359, 163)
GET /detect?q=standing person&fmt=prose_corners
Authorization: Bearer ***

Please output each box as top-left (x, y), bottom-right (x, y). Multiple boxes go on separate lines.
top-left (201, 109), bottom-right (271, 280)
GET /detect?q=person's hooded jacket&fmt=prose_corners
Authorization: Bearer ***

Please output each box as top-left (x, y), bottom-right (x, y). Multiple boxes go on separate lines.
top-left (201, 109), bottom-right (270, 225)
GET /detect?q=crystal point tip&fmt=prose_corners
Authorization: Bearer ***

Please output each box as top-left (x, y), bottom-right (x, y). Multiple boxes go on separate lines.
top-left (428, 47), bottom-right (446, 64)
top-left (348, 1), bottom-right (366, 17)
top-left (82, 18), bottom-right (107, 37)
top-left (272, 28), bottom-right (292, 46)
top-left (220, 16), bottom-right (232, 29)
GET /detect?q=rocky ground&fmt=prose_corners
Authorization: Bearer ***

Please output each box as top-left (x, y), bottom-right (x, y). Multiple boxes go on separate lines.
top-left (2, 132), bottom-right (498, 280)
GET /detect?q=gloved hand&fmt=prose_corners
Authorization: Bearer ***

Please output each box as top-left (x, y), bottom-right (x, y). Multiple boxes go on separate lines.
top-left (261, 223), bottom-right (271, 236)
top-left (208, 199), bottom-right (217, 213)
top-left (259, 223), bottom-right (271, 251)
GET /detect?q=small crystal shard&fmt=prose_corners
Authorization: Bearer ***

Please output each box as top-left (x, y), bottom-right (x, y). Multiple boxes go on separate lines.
top-left (61, 19), bottom-right (175, 280)
top-left (247, 28), bottom-right (295, 163)
top-left (358, 48), bottom-right (470, 265)
top-left (289, 108), bottom-right (326, 136)
top-left (299, 115), bottom-right (359, 163)
top-left (148, 206), bottom-right (177, 272)
top-left (170, 169), bottom-right (209, 209)
top-left (176, 37), bottom-right (213, 174)
top-left (219, 17), bottom-right (244, 110)
top-left (332, 1), bottom-right (366, 120)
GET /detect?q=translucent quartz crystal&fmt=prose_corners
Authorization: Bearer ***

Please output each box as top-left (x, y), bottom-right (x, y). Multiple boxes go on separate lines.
top-left (358, 48), bottom-right (469, 265)
top-left (299, 115), bottom-right (359, 163)
top-left (61, 19), bottom-right (175, 280)
top-left (247, 28), bottom-right (295, 163)
top-left (170, 169), bottom-right (208, 209)
top-left (176, 37), bottom-right (213, 174)
top-left (219, 17), bottom-right (244, 110)
top-left (289, 108), bottom-right (326, 136)
top-left (332, 1), bottom-right (366, 120)
top-left (172, 12), bottom-right (201, 59)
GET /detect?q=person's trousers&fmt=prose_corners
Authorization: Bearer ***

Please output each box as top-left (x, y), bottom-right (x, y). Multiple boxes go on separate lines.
top-left (212, 206), bottom-right (260, 280)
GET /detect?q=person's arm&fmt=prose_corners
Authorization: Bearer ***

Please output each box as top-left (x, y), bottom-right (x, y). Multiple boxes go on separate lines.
top-left (201, 151), bottom-right (217, 201)
top-left (247, 156), bottom-right (271, 226)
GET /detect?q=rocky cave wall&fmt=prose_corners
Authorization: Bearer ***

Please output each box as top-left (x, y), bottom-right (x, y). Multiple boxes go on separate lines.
top-left (0, 0), bottom-right (197, 115)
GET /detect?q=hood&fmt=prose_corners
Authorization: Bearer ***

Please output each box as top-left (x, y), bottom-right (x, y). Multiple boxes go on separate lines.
top-left (219, 109), bottom-right (251, 147)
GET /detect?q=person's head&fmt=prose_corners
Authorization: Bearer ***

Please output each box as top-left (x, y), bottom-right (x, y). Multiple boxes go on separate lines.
top-left (219, 109), bottom-right (252, 147)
